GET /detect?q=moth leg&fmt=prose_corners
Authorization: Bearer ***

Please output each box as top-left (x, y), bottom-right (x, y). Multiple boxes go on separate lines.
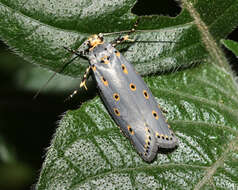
top-left (65, 66), bottom-right (91, 101)
top-left (79, 66), bottom-right (91, 90)
top-left (112, 19), bottom-right (139, 46)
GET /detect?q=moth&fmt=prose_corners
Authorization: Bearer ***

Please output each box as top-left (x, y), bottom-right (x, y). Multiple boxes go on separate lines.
top-left (64, 25), bottom-right (178, 162)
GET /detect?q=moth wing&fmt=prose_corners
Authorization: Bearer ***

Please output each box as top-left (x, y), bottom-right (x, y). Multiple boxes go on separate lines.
top-left (90, 43), bottom-right (177, 161)
top-left (118, 54), bottom-right (178, 149)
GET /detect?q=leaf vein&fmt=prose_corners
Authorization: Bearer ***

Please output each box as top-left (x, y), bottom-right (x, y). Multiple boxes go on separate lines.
top-left (157, 87), bottom-right (238, 124)
top-left (194, 137), bottom-right (238, 189)
top-left (193, 76), bottom-right (238, 105)
top-left (75, 163), bottom-right (208, 187)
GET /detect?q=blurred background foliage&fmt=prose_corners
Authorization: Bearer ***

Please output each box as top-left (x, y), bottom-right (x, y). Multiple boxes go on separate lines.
top-left (0, 0), bottom-right (238, 190)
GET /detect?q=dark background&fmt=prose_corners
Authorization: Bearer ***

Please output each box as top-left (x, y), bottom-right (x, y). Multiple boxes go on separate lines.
top-left (0, 0), bottom-right (237, 189)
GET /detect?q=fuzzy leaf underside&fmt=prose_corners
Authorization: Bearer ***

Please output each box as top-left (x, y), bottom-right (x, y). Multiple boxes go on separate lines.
top-left (37, 63), bottom-right (238, 189)
top-left (0, 0), bottom-right (238, 189)
top-left (0, 0), bottom-right (204, 78)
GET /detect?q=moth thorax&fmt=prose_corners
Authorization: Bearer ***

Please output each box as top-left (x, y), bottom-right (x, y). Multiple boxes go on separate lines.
top-left (87, 34), bottom-right (104, 50)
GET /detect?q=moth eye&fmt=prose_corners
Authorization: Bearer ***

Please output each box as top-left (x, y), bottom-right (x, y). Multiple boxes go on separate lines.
top-left (130, 83), bottom-right (136, 91)
top-left (114, 108), bottom-right (120, 116)
top-left (101, 76), bottom-right (108, 86)
top-left (152, 110), bottom-right (159, 120)
top-left (113, 93), bottom-right (120, 101)
top-left (121, 64), bottom-right (128, 74)
top-left (143, 90), bottom-right (149, 99)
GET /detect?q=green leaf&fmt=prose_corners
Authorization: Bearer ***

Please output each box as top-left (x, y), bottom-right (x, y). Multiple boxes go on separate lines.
top-left (37, 63), bottom-right (238, 189)
top-left (0, 49), bottom-right (80, 92)
top-left (0, 0), bottom-right (205, 77)
top-left (1, 0), bottom-right (238, 189)
top-left (0, 136), bottom-right (16, 163)
top-left (221, 39), bottom-right (238, 57)
top-left (0, 136), bottom-right (33, 189)
top-left (15, 65), bottom-right (80, 93)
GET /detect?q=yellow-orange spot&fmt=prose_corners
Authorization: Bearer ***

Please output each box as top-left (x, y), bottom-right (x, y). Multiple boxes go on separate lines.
top-left (130, 83), bottom-right (136, 91)
top-left (114, 108), bottom-right (120, 116)
top-left (168, 125), bottom-right (171, 129)
top-left (127, 125), bottom-right (134, 135)
top-left (121, 64), bottom-right (128, 74)
top-left (143, 90), bottom-right (149, 99)
top-left (104, 60), bottom-right (109, 64)
top-left (101, 56), bottom-right (109, 64)
top-left (145, 139), bottom-right (149, 144)
top-left (101, 77), bottom-right (108, 86)
top-left (145, 127), bottom-right (150, 133)
top-left (156, 132), bottom-right (160, 137)
top-left (158, 104), bottom-right (161, 109)
top-left (161, 134), bottom-right (165, 139)
top-left (152, 110), bottom-right (159, 120)
top-left (113, 93), bottom-right (120, 101)
top-left (116, 51), bottom-right (120, 57)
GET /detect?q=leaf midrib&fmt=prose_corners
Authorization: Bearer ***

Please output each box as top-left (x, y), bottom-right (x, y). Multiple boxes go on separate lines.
top-left (69, 163), bottom-right (207, 188)
top-left (193, 137), bottom-right (238, 189)
top-left (182, 0), bottom-right (230, 70)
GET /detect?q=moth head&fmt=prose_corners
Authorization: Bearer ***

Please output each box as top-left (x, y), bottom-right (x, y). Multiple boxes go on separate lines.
top-left (86, 33), bottom-right (104, 50)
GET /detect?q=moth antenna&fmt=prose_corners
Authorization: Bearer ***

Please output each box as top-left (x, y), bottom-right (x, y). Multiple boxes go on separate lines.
top-left (33, 71), bottom-right (58, 99)
top-left (33, 52), bottom-right (82, 99)
top-left (130, 40), bottom-right (177, 44)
